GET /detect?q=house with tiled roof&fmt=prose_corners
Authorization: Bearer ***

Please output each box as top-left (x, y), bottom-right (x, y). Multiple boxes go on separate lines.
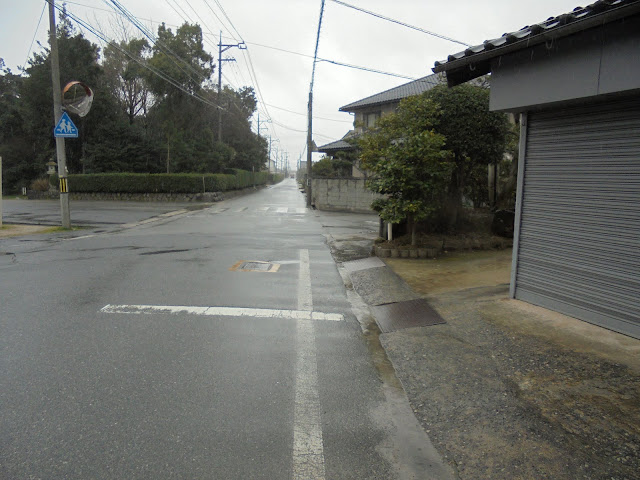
top-left (434, 0), bottom-right (640, 339)
top-left (339, 73), bottom-right (446, 133)
top-left (317, 73), bottom-right (447, 165)
top-left (312, 74), bottom-right (447, 212)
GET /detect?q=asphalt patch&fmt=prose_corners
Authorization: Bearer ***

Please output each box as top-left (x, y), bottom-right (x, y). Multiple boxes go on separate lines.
top-left (349, 267), bottom-right (420, 306)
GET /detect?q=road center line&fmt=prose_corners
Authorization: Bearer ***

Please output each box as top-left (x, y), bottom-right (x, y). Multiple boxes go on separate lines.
top-left (99, 304), bottom-right (343, 322)
top-left (293, 249), bottom-right (326, 479)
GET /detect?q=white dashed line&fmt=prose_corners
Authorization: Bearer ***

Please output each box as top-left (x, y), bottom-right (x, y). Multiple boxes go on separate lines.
top-left (293, 249), bottom-right (325, 479)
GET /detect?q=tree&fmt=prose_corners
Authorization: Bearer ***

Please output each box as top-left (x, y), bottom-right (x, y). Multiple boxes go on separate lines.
top-left (103, 38), bottom-right (153, 124)
top-left (0, 60), bottom-right (40, 192)
top-left (222, 87), bottom-right (267, 171)
top-left (359, 95), bottom-right (453, 245)
top-left (424, 84), bottom-right (509, 223)
top-left (312, 156), bottom-right (352, 178)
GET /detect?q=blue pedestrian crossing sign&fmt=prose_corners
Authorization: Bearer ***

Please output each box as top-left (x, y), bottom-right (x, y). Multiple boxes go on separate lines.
top-left (54, 111), bottom-right (78, 138)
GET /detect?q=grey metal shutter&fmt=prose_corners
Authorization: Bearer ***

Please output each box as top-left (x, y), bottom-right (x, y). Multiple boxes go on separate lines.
top-left (514, 97), bottom-right (640, 339)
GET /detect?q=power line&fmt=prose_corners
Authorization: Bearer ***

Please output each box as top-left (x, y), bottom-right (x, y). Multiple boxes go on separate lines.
top-left (264, 103), bottom-right (352, 123)
top-left (49, 0), bottom-right (417, 83)
top-left (201, 0), bottom-right (237, 43)
top-left (105, 0), bottom-right (210, 88)
top-left (317, 58), bottom-right (414, 80)
top-left (329, 0), bottom-right (470, 47)
top-left (21, 2), bottom-right (46, 71)
top-left (237, 40), bottom-right (416, 80)
top-left (212, 0), bottom-right (244, 41)
top-left (55, 3), bottom-right (221, 110)
top-left (165, 0), bottom-right (196, 26)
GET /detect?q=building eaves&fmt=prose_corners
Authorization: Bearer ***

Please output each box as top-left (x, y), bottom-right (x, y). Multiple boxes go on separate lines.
top-left (317, 131), bottom-right (358, 153)
top-left (339, 73), bottom-right (446, 112)
top-left (433, 0), bottom-right (640, 86)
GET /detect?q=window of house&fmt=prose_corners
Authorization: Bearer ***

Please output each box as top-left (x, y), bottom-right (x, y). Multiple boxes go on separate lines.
top-left (364, 112), bottom-right (380, 128)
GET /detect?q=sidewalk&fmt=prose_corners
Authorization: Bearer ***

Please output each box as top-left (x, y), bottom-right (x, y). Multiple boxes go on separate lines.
top-left (331, 231), bottom-right (640, 479)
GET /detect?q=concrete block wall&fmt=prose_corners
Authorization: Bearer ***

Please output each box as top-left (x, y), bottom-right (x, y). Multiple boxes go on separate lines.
top-left (311, 178), bottom-right (381, 213)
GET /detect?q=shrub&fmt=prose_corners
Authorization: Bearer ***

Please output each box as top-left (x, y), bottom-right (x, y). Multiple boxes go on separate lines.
top-left (30, 178), bottom-right (50, 192)
top-left (67, 170), bottom-right (271, 194)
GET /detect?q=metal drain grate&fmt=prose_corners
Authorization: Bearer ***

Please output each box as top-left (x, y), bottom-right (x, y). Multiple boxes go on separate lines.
top-left (230, 261), bottom-right (281, 273)
top-left (371, 298), bottom-right (446, 333)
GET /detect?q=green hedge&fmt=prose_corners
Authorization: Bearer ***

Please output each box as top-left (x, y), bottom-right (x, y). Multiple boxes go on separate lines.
top-left (68, 171), bottom-right (272, 194)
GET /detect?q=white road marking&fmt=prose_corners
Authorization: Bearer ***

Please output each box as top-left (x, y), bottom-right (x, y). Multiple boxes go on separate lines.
top-left (295, 208), bottom-right (306, 214)
top-left (276, 207), bottom-right (288, 213)
top-left (297, 249), bottom-right (313, 312)
top-left (293, 249), bottom-right (325, 479)
top-left (65, 235), bottom-right (96, 241)
top-left (159, 209), bottom-right (188, 217)
top-left (99, 304), bottom-right (343, 321)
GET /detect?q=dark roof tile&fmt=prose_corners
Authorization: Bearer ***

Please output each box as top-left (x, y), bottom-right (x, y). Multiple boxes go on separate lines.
top-left (433, 0), bottom-right (640, 73)
top-left (339, 73), bottom-right (445, 112)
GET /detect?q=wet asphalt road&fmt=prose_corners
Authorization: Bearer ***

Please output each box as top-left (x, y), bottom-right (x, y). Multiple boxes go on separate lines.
top-left (0, 180), bottom-right (450, 479)
top-left (1, 197), bottom-right (201, 227)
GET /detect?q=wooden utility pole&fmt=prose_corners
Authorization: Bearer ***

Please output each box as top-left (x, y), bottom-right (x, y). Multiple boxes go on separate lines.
top-left (48, 0), bottom-right (71, 228)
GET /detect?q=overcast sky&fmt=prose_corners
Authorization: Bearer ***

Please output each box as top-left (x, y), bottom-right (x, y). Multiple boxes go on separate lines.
top-left (1, 0), bottom-right (582, 169)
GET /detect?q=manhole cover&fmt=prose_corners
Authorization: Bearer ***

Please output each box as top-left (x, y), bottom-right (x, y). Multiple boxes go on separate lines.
top-left (230, 261), bottom-right (280, 273)
top-left (371, 298), bottom-right (446, 333)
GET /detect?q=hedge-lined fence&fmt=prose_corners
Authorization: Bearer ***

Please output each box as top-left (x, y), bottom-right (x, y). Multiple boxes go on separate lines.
top-left (68, 170), bottom-right (279, 194)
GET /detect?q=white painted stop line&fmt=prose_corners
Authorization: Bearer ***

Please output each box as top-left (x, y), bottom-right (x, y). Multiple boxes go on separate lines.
top-left (100, 304), bottom-right (343, 322)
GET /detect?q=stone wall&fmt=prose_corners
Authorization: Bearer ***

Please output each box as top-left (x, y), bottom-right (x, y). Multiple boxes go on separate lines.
top-left (311, 178), bottom-right (381, 213)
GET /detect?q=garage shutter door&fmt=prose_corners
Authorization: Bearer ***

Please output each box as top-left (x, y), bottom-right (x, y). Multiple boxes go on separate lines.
top-left (514, 97), bottom-right (640, 338)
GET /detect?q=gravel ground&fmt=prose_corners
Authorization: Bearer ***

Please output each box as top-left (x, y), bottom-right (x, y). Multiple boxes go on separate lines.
top-left (380, 254), bottom-right (640, 480)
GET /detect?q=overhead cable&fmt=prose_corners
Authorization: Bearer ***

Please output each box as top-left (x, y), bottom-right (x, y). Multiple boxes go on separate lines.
top-left (21, 2), bottom-right (46, 71)
top-left (54, 4), bottom-right (220, 110)
top-left (316, 58), bottom-right (415, 80)
top-left (329, 0), bottom-right (470, 47)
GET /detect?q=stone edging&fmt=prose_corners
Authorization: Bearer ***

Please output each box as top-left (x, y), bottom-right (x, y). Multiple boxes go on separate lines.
top-left (373, 238), bottom-right (513, 259)
top-left (373, 245), bottom-right (441, 258)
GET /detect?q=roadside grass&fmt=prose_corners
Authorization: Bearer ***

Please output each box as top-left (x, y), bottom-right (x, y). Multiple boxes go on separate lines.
top-left (0, 224), bottom-right (86, 238)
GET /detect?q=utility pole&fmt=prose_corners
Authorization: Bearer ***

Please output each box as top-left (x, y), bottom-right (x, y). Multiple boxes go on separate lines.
top-left (217, 32), bottom-right (246, 143)
top-left (306, 91), bottom-right (313, 207)
top-left (307, 0), bottom-right (326, 207)
top-left (48, 0), bottom-right (71, 228)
